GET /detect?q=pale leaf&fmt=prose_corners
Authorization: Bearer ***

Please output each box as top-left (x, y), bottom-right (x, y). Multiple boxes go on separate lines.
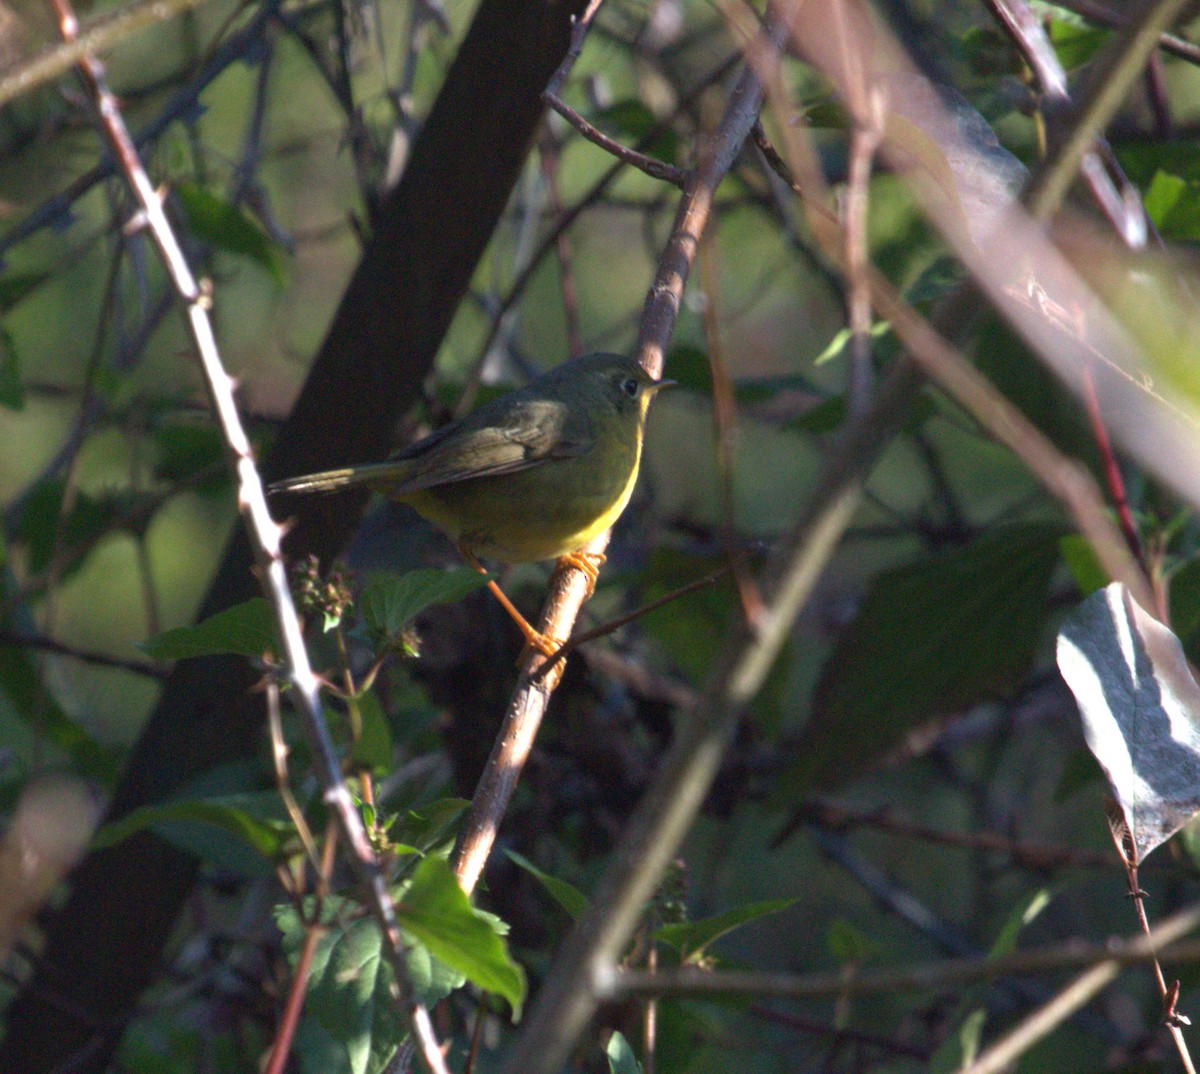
top-left (1057, 582), bottom-right (1200, 862)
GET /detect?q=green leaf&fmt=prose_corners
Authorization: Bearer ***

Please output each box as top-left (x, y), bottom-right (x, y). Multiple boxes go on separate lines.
top-left (798, 523), bottom-right (1064, 793)
top-left (1143, 171), bottom-right (1200, 241)
top-left (1048, 19), bottom-right (1109, 69)
top-left (92, 795), bottom-right (291, 860)
top-left (1170, 554), bottom-right (1200, 665)
top-left (507, 850), bottom-right (588, 921)
top-left (318, 920), bottom-right (402, 1074)
top-left (988, 889), bottom-right (1051, 959)
top-left (813, 322), bottom-right (890, 366)
top-left (290, 1017), bottom-right (360, 1074)
top-left (401, 927), bottom-right (469, 1006)
top-left (152, 420), bottom-right (227, 490)
top-left (1059, 534), bottom-right (1106, 596)
top-left (655, 898), bottom-right (797, 963)
top-left (929, 1007), bottom-right (987, 1074)
top-left (0, 634), bottom-right (121, 782)
top-left (606, 1031), bottom-right (642, 1074)
top-left (14, 479), bottom-right (118, 576)
top-left (276, 895), bottom-right (465, 1069)
top-left (825, 918), bottom-right (879, 962)
top-left (398, 855), bottom-right (526, 1017)
top-left (0, 271), bottom-right (49, 312)
top-left (0, 328), bottom-right (23, 410)
top-left (359, 569), bottom-right (490, 644)
top-left (139, 598), bottom-right (277, 661)
top-left (594, 99), bottom-right (679, 165)
top-left (350, 690), bottom-right (393, 770)
top-left (174, 182), bottom-right (286, 284)
top-left (390, 799), bottom-right (470, 856)
top-left (277, 906), bottom-right (407, 1074)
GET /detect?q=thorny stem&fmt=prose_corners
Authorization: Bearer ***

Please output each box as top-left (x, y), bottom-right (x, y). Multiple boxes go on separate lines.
top-left (48, 2), bottom-right (448, 1068)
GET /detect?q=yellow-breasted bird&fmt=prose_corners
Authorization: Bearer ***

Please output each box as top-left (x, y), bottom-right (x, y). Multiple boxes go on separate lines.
top-left (270, 353), bottom-right (672, 655)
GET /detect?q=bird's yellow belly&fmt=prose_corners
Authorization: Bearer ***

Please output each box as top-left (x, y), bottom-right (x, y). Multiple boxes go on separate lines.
top-left (402, 440), bottom-right (641, 563)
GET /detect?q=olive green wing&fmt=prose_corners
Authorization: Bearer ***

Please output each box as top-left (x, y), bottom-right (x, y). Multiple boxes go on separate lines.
top-left (382, 397), bottom-right (593, 495)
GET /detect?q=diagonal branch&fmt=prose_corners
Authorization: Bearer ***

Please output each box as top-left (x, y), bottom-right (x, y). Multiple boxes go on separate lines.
top-left (449, 4), bottom-right (772, 900)
top-left (0, 0), bottom-right (218, 108)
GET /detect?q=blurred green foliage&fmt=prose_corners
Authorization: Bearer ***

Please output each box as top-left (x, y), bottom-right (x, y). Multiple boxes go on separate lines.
top-left (5, 1), bottom-right (1200, 1073)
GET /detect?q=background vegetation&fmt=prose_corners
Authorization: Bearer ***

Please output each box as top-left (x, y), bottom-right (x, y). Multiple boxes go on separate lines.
top-left (4, 0), bottom-right (1200, 1071)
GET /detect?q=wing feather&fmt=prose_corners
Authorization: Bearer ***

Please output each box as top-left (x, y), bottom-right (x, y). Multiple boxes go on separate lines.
top-left (383, 397), bottom-right (593, 495)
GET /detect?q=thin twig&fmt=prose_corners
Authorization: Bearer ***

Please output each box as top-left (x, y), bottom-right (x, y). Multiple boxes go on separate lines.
top-left (606, 903), bottom-right (1200, 1001)
top-left (534, 557), bottom-right (743, 680)
top-left (698, 227), bottom-right (764, 625)
top-left (838, 41), bottom-right (883, 417)
top-left (265, 823), bottom-right (337, 1074)
top-left (0, 631), bottom-right (166, 678)
top-left (829, 0), bottom-right (883, 417)
top-left (539, 131), bottom-right (585, 357)
top-left (798, 799), bottom-right (1120, 869)
top-left (266, 677), bottom-right (322, 875)
top-left (958, 904), bottom-right (1200, 1074)
top-left (544, 94), bottom-right (688, 187)
top-left (1120, 839), bottom-right (1196, 1073)
top-left (544, 0), bottom-right (605, 100)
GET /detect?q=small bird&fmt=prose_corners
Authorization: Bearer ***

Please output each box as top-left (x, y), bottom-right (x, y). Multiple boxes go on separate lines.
top-left (271, 353), bottom-right (673, 655)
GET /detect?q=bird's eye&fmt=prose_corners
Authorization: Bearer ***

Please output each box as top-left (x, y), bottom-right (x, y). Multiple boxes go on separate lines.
top-left (621, 377), bottom-right (640, 398)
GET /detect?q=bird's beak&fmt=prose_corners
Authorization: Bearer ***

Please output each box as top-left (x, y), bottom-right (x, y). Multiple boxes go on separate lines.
top-left (650, 378), bottom-right (677, 393)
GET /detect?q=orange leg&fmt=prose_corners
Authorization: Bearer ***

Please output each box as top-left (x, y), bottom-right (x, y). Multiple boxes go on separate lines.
top-left (458, 546), bottom-right (561, 658)
top-left (557, 550), bottom-right (606, 599)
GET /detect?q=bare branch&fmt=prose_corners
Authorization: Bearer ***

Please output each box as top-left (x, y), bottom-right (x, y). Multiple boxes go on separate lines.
top-left (606, 902), bottom-right (1200, 1001)
top-left (450, 10), bottom-right (769, 903)
top-left (0, 631), bottom-right (165, 679)
top-left (544, 93), bottom-right (688, 187)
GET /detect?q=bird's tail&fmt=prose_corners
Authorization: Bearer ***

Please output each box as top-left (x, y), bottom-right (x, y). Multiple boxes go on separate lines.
top-left (268, 463), bottom-right (394, 496)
